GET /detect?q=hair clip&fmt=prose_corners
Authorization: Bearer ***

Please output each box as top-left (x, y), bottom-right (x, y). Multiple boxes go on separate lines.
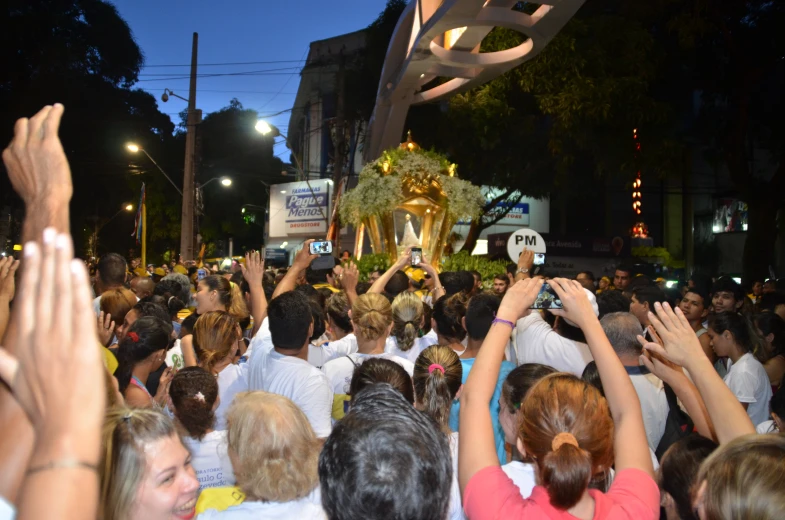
top-left (128, 332), bottom-right (139, 343)
top-left (122, 412), bottom-right (132, 421)
top-left (194, 392), bottom-right (205, 402)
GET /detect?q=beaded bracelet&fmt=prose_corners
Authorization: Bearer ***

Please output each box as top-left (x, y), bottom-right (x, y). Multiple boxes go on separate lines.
top-left (491, 317), bottom-right (515, 329)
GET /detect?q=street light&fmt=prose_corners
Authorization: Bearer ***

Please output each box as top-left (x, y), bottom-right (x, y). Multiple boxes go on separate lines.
top-left (126, 143), bottom-right (184, 196)
top-left (125, 204), bottom-right (134, 211)
top-left (201, 176), bottom-right (233, 189)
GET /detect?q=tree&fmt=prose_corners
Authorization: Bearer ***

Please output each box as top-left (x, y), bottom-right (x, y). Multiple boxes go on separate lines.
top-left (196, 99), bottom-right (284, 254)
top-left (0, 0), bottom-right (177, 257)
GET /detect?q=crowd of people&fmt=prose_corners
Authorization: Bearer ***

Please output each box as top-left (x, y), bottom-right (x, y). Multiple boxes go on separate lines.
top-left (1, 105), bottom-right (784, 520)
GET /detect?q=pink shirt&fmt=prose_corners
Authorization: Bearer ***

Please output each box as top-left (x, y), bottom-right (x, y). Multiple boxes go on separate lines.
top-left (464, 466), bottom-right (659, 520)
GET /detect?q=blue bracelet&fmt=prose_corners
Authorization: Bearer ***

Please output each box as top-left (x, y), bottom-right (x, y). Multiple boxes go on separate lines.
top-left (492, 317), bottom-right (515, 329)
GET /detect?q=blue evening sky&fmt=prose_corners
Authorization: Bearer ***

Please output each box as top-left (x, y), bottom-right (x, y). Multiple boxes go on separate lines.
top-left (113, 0), bottom-right (389, 159)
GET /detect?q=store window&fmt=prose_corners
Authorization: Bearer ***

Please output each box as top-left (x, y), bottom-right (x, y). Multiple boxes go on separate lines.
top-left (712, 199), bottom-right (748, 233)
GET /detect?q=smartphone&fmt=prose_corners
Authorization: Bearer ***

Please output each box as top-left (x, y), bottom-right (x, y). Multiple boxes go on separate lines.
top-left (197, 268), bottom-right (208, 281)
top-left (530, 283), bottom-right (563, 309)
top-left (534, 253), bottom-right (545, 265)
top-left (411, 247), bottom-right (423, 266)
top-left (309, 240), bottom-right (333, 256)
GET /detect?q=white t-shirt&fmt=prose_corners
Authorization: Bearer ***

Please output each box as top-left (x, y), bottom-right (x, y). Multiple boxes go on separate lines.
top-left (214, 364), bottom-right (249, 431)
top-left (322, 352), bottom-right (415, 396)
top-left (247, 323), bottom-right (333, 438)
top-left (501, 461), bottom-right (537, 498)
top-left (196, 491), bottom-right (326, 519)
top-left (514, 313), bottom-right (593, 376)
top-left (447, 432), bottom-right (467, 520)
top-left (307, 334), bottom-right (359, 368)
top-left (724, 353), bottom-right (772, 426)
top-left (756, 420), bottom-right (778, 434)
top-left (628, 369), bottom-right (669, 451)
top-left (0, 495), bottom-right (14, 520)
top-left (385, 329), bottom-right (438, 364)
top-left (183, 431), bottom-right (235, 489)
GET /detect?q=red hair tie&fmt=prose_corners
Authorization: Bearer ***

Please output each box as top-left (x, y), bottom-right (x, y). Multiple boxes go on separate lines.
top-left (428, 363), bottom-right (444, 374)
top-left (128, 332), bottom-right (139, 343)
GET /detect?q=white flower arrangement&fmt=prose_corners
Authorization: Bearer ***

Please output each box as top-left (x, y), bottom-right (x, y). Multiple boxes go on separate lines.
top-left (338, 147), bottom-right (483, 226)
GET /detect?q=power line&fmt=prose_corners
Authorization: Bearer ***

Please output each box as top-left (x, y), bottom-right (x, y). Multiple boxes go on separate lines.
top-left (258, 49), bottom-right (309, 113)
top-left (138, 66), bottom-right (303, 77)
top-left (143, 59), bottom-right (306, 68)
top-left (145, 88), bottom-right (297, 94)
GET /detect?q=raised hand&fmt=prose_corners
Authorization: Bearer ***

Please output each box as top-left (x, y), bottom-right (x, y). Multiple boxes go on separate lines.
top-left (0, 256), bottom-right (20, 301)
top-left (548, 277), bottom-right (598, 330)
top-left (96, 311), bottom-right (115, 347)
top-left (0, 229), bottom-right (104, 438)
top-left (517, 247), bottom-right (534, 272)
top-left (341, 262), bottom-right (359, 294)
top-left (395, 246), bottom-right (413, 268)
top-left (496, 277), bottom-right (543, 322)
top-left (241, 250), bottom-right (265, 287)
top-left (293, 239), bottom-right (319, 270)
top-left (2, 105), bottom-right (73, 206)
top-left (639, 350), bottom-right (684, 385)
top-left (640, 301), bottom-right (707, 369)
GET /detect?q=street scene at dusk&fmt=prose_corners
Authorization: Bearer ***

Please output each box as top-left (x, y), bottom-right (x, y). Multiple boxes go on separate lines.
top-left (0, 1), bottom-right (784, 519)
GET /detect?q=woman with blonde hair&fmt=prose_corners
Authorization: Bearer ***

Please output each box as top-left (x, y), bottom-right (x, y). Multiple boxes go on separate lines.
top-left (322, 293), bottom-right (414, 405)
top-left (194, 274), bottom-right (248, 323)
top-left (385, 292), bottom-right (437, 363)
top-left (189, 311), bottom-right (248, 430)
top-left (100, 407), bottom-right (200, 520)
top-left (413, 345), bottom-right (465, 519)
top-left (197, 391), bottom-right (326, 519)
top-left (692, 433), bottom-right (785, 520)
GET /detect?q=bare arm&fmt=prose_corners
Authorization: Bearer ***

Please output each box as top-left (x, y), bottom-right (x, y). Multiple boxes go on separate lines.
top-left (642, 302), bottom-right (755, 444)
top-left (272, 240), bottom-right (317, 299)
top-left (0, 258), bottom-right (19, 342)
top-left (369, 247), bottom-right (411, 294)
top-left (180, 335), bottom-right (198, 367)
top-left (340, 262), bottom-right (359, 307)
top-left (514, 248), bottom-right (534, 282)
top-left (550, 278), bottom-right (654, 476)
top-left (241, 251), bottom-right (267, 336)
top-left (417, 254), bottom-right (446, 302)
top-left (459, 278), bottom-right (543, 492)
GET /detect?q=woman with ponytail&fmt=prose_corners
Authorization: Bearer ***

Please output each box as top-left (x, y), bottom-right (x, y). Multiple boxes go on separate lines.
top-left (192, 311), bottom-right (249, 429)
top-left (195, 274), bottom-right (249, 324)
top-left (460, 278), bottom-right (658, 520)
top-left (169, 367), bottom-right (235, 489)
top-left (386, 292), bottom-right (437, 363)
top-left (414, 345), bottom-right (464, 519)
top-left (114, 316), bottom-right (173, 408)
top-left (708, 311), bottom-right (773, 425)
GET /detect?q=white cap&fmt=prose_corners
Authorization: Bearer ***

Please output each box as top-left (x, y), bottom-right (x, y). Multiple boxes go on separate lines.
top-left (562, 288), bottom-right (599, 328)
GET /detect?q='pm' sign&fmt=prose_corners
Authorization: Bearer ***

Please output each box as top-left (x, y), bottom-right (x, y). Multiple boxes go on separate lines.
top-left (507, 228), bottom-right (546, 261)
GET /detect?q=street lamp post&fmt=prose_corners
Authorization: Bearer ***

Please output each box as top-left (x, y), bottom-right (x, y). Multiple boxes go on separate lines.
top-left (126, 144), bottom-right (183, 196)
top-left (91, 203), bottom-right (134, 258)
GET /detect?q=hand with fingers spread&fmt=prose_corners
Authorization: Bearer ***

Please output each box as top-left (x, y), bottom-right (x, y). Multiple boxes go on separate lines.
top-left (240, 250), bottom-right (265, 287)
top-left (96, 311), bottom-right (115, 347)
top-left (0, 228), bottom-right (104, 447)
top-left (0, 257), bottom-right (20, 301)
top-left (2, 104), bottom-right (73, 206)
top-left (394, 246), bottom-right (413, 269)
top-left (640, 301), bottom-right (707, 369)
top-left (547, 277), bottom-right (599, 330)
top-left (496, 278), bottom-right (544, 322)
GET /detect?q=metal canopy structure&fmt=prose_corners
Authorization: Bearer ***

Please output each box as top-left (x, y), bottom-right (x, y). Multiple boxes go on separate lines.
top-left (363, 0), bottom-right (585, 162)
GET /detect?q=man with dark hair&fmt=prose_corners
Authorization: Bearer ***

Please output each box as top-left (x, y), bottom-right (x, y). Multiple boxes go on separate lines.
top-left (319, 384), bottom-right (453, 520)
top-left (92, 252), bottom-right (128, 314)
top-left (600, 312), bottom-right (668, 452)
top-left (438, 271), bottom-right (465, 297)
top-left (368, 268), bottom-right (384, 283)
top-left (630, 285), bottom-right (668, 330)
top-left (679, 288), bottom-right (714, 363)
top-left (597, 290), bottom-right (632, 319)
top-left (711, 277), bottom-right (745, 314)
top-left (247, 290), bottom-right (333, 438)
top-left (613, 264), bottom-right (633, 292)
top-left (453, 293), bottom-right (513, 462)
top-left (129, 276), bottom-right (155, 300)
top-left (306, 264), bottom-right (339, 293)
top-left (492, 274), bottom-right (509, 297)
top-left (505, 263), bottom-right (517, 286)
top-left (576, 271), bottom-right (596, 293)
top-left (384, 270), bottom-right (410, 297)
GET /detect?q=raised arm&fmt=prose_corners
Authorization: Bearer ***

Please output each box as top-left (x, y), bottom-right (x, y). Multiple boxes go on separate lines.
top-left (368, 247), bottom-right (411, 294)
top-left (340, 262), bottom-right (359, 307)
top-left (0, 258), bottom-right (20, 342)
top-left (272, 240), bottom-right (317, 299)
top-left (641, 302), bottom-right (755, 444)
top-left (549, 278), bottom-right (653, 476)
top-left (417, 254), bottom-right (446, 302)
top-left (241, 251), bottom-right (267, 336)
top-left (514, 248), bottom-right (534, 282)
top-left (639, 351), bottom-right (715, 440)
top-left (459, 278), bottom-right (543, 492)
top-left (0, 232), bottom-right (105, 520)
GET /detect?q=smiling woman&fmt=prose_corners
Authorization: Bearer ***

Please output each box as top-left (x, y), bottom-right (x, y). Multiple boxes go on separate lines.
top-left (100, 408), bottom-right (200, 520)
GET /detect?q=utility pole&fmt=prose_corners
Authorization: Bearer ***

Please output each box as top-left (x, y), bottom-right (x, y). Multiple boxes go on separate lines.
top-left (180, 32), bottom-right (199, 261)
top-left (327, 52), bottom-right (347, 248)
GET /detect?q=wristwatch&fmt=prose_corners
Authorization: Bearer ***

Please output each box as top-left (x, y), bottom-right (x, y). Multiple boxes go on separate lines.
top-left (517, 268), bottom-right (529, 274)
